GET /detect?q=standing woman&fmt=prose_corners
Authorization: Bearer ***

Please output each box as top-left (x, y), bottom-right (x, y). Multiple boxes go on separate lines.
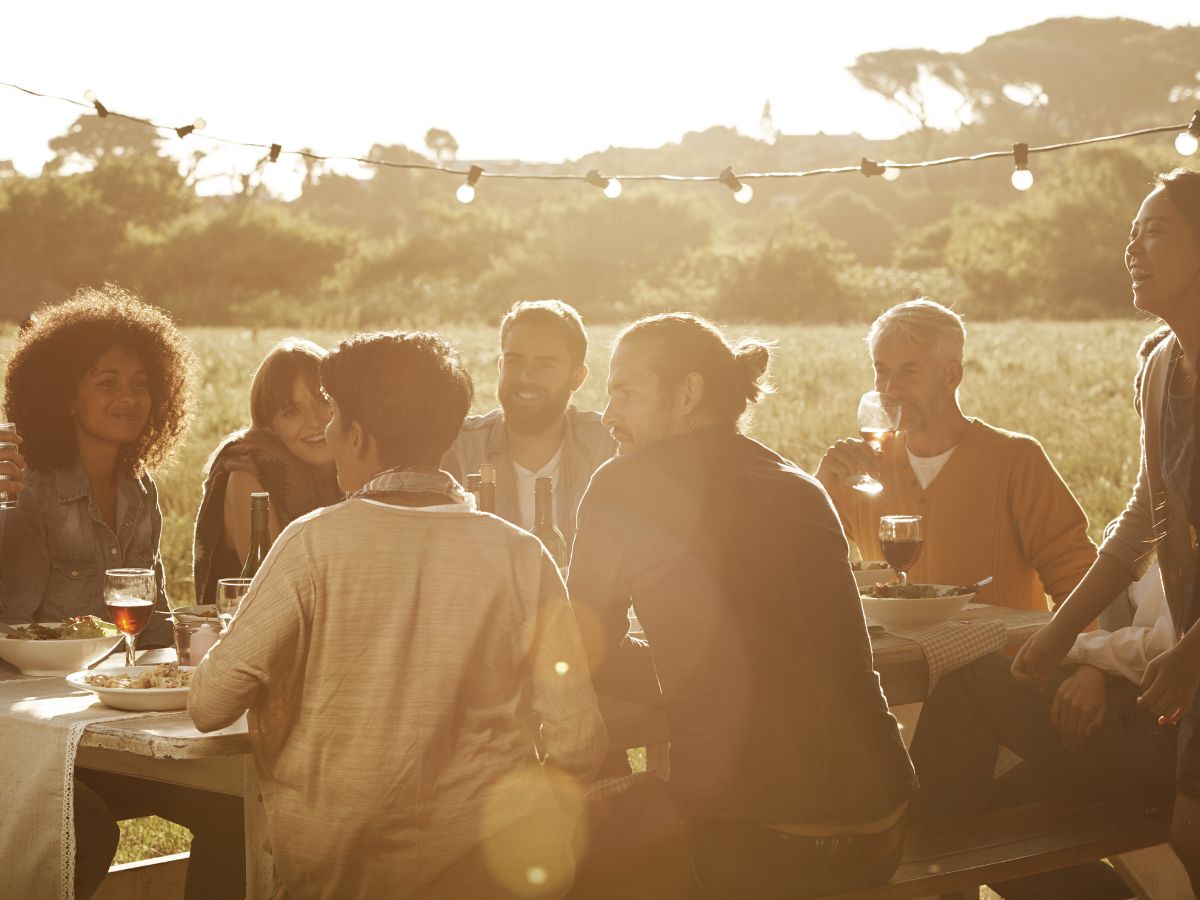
top-left (0, 285), bottom-right (243, 900)
top-left (1014, 168), bottom-right (1200, 890)
top-left (192, 337), bottom-right (341, 603)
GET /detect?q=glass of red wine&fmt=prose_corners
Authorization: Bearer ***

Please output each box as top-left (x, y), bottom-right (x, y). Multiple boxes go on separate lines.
top-left (879, 515), bottom-right (923, 585)
top-left (847, 391), bottom-right (900, 495)
top-left (104, 568), bottom-right (157, 667)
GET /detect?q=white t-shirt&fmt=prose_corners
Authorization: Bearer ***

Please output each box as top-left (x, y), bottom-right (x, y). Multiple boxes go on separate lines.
top-left (906, 446), bottom-right (957, 490)
top-left (513, 445), bottom-right (563, 531)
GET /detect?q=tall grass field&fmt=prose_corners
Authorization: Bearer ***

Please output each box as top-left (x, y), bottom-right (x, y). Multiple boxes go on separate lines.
top-left (134, 318), bottom-right (1156, 598)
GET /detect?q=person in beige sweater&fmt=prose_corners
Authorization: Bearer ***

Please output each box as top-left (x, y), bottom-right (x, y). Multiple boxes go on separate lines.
top-left (190, 330), bottom-right (607, 900)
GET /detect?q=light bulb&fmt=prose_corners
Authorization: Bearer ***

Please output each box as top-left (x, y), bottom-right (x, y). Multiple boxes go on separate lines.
top-left (84, 89), bottom-right (97, 103)
top-left (1011, 167), bottom-right (1034, 191)
top-left (456, 183), bottom-right (476, 204)
top-left (603, 177), bottom-right (623, 199)
top-left (734, 184), bottom-right (754, 204)
top-left (192, 118), bottom-right (207, 132)
top-left (882, 162), bottom-right (901, 182)
top-left (1176, 131), bottom-right (1199, 157)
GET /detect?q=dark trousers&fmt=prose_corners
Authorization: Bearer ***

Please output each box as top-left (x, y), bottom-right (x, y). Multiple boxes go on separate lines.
top-left (909, 653), bottom-right (1175, 900)
top-left (910, 653), bottom-right (1176, 823)
top-left (73, 768), bottom-right (246, 900)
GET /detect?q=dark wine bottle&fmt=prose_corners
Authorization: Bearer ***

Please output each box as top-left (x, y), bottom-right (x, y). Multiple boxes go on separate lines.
top-left (240, 491), bottom-right (271, 579)
top-left (532, 476), bottom-right (568, 573)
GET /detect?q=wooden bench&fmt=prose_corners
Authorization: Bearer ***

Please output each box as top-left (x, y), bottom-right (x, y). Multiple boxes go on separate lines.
top-left (819, 798), bottom-right (1172, 899)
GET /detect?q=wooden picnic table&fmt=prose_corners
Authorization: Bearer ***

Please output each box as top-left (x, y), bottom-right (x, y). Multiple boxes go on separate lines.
top-left (871, 604), bottom-right (1049, 705)
top-left (0, 603), bottom-right (1050, 899)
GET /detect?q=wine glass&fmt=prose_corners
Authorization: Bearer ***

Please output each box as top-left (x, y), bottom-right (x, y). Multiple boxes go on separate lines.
top-left (104, 568), bottom-right (157, 667)
top-left (216, 578), bottom-right (252, 628)
top-left (847, 391), bottom-right (900, 495)
top-left (879, 516), bottom-right (923, 585)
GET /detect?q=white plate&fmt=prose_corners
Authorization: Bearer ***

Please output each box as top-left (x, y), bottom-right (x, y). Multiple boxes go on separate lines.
top-left (65, 665), bottom-right (194, 711)
top-left (860, 586), bottom-right (976, 629)
top-left (0, 625), bottom-right (123, 676)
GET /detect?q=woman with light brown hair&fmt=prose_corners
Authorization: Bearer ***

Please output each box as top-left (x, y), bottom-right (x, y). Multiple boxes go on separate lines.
top-left (192, 337), bottom-right (342, 603)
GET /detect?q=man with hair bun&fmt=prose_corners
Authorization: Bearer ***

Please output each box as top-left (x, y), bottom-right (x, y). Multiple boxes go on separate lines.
top-left (817, 297), bottom-right (1095, 613)
top-left (568, 312), bottom-right (915, 898)
top-left (442, 299), bottom-right (614, 547)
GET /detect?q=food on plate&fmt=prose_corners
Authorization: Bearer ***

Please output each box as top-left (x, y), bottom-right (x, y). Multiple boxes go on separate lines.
top-left (7, 615), bottom-right (118, 641)
top-left (861, 582), bottom-right (970, 600)
top-left (85, 663), bottom-right (192, 690)
top-left (849, 560), bottom-right (891, 571)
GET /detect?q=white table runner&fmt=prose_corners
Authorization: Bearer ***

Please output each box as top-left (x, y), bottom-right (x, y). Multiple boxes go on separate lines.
top-left (0, 675), bottom-right (174, 900)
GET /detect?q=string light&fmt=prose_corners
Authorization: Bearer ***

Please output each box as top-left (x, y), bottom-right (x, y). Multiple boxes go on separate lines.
top-left (859, 158), bottom-right (885, 178)
top-left (584, 169), bottom-right (622, 199)
top-left (0, 82), bottom-right (1195, 201)
top-left (1010, 143), bottom-right (1034, 191)
top-left (83, 90), bottom-right (108, 118)
top-left (175, 117), bottom-right (206, 139)
top-left (1177, 110), bottom-right (1200, 157)
top-left (456, 165), bottom-right (483, 204)
top-left (719, 166), bottom-right (753, 204)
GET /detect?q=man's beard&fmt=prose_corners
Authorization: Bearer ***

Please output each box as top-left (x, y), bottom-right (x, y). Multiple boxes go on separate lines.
top-left (899, 390), bottom-right (948, 435)
top-left (500, 382), bottom-right (573, 435)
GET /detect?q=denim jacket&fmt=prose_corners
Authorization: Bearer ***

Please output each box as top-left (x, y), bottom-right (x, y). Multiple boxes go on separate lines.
top-left (1, 462), bottom-right (172, 645)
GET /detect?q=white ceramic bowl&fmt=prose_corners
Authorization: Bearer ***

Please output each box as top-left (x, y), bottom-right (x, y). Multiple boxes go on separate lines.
top-left (65, 665), bottom-right (194, 711)
top-left (170, 604), bottom-right (219, 625)
top-left (851, 561), bottom-right (895, 589)
top-left (0, 625), bottom-right (123, 676)
top-left (860, 586), bottom-right (976, 630)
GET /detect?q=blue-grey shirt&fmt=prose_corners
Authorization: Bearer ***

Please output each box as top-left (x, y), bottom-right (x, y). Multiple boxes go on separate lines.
top-left (1, 462), bottom-right (172, 645)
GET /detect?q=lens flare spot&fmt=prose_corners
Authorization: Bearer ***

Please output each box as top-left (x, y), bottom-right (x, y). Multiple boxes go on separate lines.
top-left (554, 660), bottom-right (570, 676)
top-left (526, 866), bottom-right (548, 885)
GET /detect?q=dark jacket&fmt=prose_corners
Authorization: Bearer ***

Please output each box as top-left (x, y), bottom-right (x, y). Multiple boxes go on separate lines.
top-left (568, 426), bottom-right (917, 825)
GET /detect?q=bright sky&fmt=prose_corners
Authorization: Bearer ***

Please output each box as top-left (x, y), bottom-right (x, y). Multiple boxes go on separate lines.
top-left (2, 0), bottom-right (1195, 196)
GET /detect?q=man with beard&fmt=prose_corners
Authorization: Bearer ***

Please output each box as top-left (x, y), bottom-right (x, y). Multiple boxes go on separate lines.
top-left (816, 298), bottom-right (1095, 612)
top-left (567, 313), bottom-right (916, 899)
top-left (443, 300), bottom-right (614, 546)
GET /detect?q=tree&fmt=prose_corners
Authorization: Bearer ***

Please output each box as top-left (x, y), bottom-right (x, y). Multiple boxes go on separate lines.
top-left (424, 129), bottom-right (459, 165)
top-left (849, 49), bottom-right (950, 149)
top-left (716, 221), bottom-right (854, 322)
top-left (45, 114), bottom-right (163, 173)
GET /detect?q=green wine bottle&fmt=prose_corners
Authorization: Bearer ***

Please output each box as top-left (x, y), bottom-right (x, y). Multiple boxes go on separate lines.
top-left (240, 492), bottom-right (271, 579)
top-left (532, 476), bottom-right (567, 574)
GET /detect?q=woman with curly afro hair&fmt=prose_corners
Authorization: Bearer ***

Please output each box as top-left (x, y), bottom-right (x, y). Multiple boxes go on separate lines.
top-left (2, 283), bottom-right (193, 638)
top-left (1, 285), bottom-right (244, 900)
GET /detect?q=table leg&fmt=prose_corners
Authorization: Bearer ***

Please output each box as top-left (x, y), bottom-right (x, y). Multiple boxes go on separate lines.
top-left (243, 758), bottom-right (274, 900)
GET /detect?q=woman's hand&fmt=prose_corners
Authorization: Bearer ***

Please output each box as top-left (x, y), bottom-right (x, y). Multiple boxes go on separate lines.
top-left (0, 428), bottom-right (25, 497)
top-left (1139, 642), bottom-right (1200, 725)
top-left (1012, 620), bottom-right (1077, 686)
top-left (1050, 665), bottom-right (1107, 751)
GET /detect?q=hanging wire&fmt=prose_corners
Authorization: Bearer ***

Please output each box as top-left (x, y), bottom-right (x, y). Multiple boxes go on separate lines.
top-left (1, 80), bottom-right (1195, 189)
